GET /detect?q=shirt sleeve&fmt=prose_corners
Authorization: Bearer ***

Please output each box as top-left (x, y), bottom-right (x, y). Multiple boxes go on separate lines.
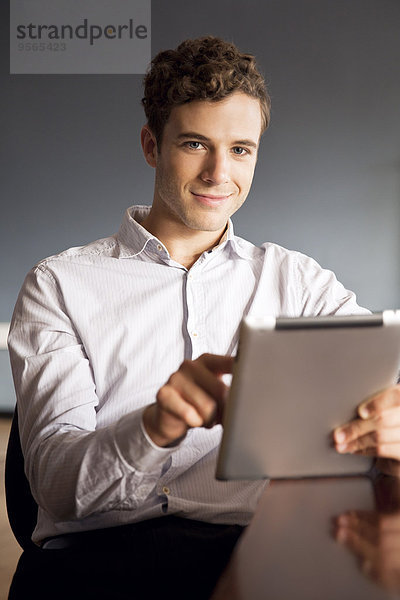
top-left (8, 265), bottom-right (180, 522)
top-left (294, 252), bottom-right (370, 317)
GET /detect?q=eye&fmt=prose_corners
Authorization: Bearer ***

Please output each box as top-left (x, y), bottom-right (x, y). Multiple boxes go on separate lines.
top-left (186, 141), bottom-right (203, 150)
top-left (232, 146), bottom-right (248, 156)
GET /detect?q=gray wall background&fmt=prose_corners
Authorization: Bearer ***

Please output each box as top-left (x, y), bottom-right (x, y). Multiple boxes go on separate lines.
top-left (1, 0), bottom-right (400, 323)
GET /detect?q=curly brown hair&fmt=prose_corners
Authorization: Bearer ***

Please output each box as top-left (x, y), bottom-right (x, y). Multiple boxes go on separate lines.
top-left (142, 36), bottom-right (271, 146)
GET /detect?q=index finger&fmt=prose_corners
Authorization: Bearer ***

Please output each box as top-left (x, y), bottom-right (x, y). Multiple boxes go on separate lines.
top-left (196, 353), bottom-right (234, 376)
top-left (359, 385), bottom-right (400, 419)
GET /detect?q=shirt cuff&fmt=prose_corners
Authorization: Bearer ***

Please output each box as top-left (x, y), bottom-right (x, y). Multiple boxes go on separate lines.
top-left (113, 406), bottom-right (182, 473)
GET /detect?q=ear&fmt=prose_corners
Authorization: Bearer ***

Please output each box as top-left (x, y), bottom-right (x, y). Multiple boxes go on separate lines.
top-left (141, 125), bottom-right (158, 168)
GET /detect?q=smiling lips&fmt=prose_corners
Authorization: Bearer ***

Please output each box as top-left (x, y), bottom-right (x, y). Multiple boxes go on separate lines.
top-left (191, 192), bottom-right (233, 207)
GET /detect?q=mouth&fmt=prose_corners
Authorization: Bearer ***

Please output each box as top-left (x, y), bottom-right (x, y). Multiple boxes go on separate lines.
top-left (191, 192), bottom-right (233, 207)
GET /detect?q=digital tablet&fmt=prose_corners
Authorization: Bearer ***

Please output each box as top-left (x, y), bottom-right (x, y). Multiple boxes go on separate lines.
top-left (216, 311), bottom-right (400, 480)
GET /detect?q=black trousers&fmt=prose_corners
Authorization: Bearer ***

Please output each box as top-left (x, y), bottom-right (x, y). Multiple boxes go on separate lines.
top-left (9, 516), bottom-right (244, 600)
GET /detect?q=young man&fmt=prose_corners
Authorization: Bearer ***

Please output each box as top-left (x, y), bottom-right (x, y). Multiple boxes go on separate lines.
top-left (8, 36), bottom-right (400, 599)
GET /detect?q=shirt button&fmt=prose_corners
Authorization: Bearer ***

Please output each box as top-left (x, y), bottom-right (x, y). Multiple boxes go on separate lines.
top-left (162, 486), bottom-right (170, 495)
top-left (192, 332), bottom-right (198, 337)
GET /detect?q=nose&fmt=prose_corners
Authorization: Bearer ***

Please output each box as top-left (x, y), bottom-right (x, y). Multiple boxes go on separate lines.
top-left (200, 150), bottom-right (230, 185)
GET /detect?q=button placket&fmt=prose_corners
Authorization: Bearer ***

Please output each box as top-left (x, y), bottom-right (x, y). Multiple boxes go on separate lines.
top-left (194, 271), bottom-right (207, 356)
top-left (185, 269), bottom-right (205, 354)
top-left (186, 271), bottom-right (195, 350)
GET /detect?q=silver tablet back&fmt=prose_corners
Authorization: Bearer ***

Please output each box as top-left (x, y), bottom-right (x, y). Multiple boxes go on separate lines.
top-left (216, 311), bottom-right (400, 480)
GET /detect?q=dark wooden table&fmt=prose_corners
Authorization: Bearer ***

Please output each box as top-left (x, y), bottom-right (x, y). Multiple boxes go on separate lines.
top-left (211, 475), bottom-right (400, 599)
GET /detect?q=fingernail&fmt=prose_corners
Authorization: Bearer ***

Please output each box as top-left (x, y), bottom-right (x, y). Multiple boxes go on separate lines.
top-left (336, 444), bottom-right (348, 453)
top-left (337, 514), bottom-right (350, 526)
top-left (336, 529), bottom-right (348, 543)
top-left (359, 405), bottom-right (370, 418)
top-left (335, 430), bottom-right (346, 443)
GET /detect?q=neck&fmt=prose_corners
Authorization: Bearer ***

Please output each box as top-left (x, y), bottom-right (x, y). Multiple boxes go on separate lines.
top-left (141, 211), bottom-right (227, 269)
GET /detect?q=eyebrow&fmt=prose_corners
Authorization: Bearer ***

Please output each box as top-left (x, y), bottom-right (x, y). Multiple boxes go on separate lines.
top-left (176, 132), bottom-right (258, 149)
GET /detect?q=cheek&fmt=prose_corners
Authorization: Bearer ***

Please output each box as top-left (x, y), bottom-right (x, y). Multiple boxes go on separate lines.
top-left (176, 156), bottom-right (202, 183)
top-left (236, 164), bottom-right (256, 193)
top-left (156, 158), bottom-right (180, 191)
top-left (164, 156), bottom-right (195, 187)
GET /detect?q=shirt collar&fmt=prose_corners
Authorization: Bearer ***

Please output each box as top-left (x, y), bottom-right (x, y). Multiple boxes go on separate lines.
top-left (116, 205), bottom-right (253, 261)
top-left (116, 205), bottom-right (160, 258)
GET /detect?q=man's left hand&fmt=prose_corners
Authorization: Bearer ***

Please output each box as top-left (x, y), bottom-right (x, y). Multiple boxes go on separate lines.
top-left (333, 384), bottom-right (400, 477)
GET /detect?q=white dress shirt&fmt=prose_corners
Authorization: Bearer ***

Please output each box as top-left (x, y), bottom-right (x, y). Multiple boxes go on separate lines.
top-left (8, 205), bottom-right (368, 543)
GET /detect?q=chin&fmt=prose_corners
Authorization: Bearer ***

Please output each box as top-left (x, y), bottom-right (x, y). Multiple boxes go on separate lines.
top-left (185, 216), bottom-right (227, 232)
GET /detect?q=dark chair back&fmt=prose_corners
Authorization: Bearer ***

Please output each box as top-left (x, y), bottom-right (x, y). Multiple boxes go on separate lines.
top-left (5, 408), bottom-right (39, 550)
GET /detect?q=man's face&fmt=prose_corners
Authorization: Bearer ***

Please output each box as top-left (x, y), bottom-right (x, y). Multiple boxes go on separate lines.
top-left (149, 92), bottom-right (262, 235)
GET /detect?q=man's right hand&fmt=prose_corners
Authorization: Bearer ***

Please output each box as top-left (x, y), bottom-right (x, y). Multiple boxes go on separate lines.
top-left (142, 353), bottom-right (233, 447)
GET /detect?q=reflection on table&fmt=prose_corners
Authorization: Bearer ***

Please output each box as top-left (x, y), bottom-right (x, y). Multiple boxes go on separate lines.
top-left (211, 474), bottom-right (400, 600)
